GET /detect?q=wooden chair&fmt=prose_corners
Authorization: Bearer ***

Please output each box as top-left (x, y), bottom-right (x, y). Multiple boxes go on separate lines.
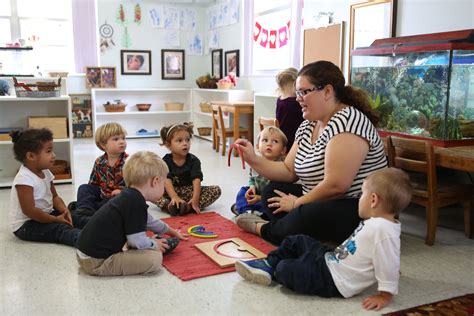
top-left (386, 135), bottom-right (473, 245)
top-left (258, 117), bottom-right (279, 131)
top-left (212, 105), bottom-right (250, 156)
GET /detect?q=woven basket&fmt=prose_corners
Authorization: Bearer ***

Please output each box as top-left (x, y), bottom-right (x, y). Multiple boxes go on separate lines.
top-left (197, 127), bottom-right (212, 136)
top-left (48, 72), bottom-right (68, 78)
top-left (136, 103), bottom-right (151, 111)
top-left (104, 103), bottom-right (126, 112)
top-left (199, 102), bottom-right (212, 113)
top-left (50, 160), bottom-right (68, 175)
top-left (216, 82), bottom-right (233, 89)
top-left (165, 102), bottom-right (184, 111)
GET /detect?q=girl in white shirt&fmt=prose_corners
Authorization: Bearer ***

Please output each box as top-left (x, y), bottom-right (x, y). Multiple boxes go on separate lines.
top-left (10, 128), bottom-right (89, 247)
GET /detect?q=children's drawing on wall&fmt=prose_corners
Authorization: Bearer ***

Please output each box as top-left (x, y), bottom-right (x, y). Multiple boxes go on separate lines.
top-left (164, 6), bottom-right (180, 29)
top-left (134, 4), bottom-right (142, 25)
top-left (180, 8), bottom-right (197, 31)
top-left (204, 31), bottom-right (219, 55)
top-left (187, 34), bottom-right (203, 55)
top-left (206, 1), bottom-right (239, 30)
top-left (164, 30), bottom-right (180, 47)
top-left (121, 26), bottom-right (132, 48)
top-left (99, 21), bottom-right (115, 53)
top-left (116, 4), bottom-right (126, 26)
top-left (149, 6), bottom-right (164, 28)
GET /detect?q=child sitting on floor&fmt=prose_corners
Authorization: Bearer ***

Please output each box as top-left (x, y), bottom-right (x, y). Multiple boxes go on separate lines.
top-left (231, 126), bottom-right (287, 215)
top-left (73, 122), bottom-right (128, 216)
top-left (156, 122), bottom-right (221, 216)
top-left (9, 128), bottom-right (89, 247)
top-left (235, 168), bottom-right (413, 311)
top-left (76, 151), bottom-right (187, 276)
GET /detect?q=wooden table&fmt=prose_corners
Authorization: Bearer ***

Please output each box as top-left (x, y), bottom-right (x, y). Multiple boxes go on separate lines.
top-left (435, 146), bottom-right (474, 172)
top-left (383, 137), bottom-right (474, 173)
top-left (211, 101), bottom-right (254, 145)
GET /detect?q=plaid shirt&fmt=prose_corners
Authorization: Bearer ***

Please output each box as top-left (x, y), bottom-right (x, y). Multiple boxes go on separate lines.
top-left (89, 152), bottom-right (128, 199)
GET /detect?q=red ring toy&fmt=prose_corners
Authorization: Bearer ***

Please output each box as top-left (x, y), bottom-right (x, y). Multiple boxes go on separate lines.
top-left (228, 143), bottom-right (246, 169)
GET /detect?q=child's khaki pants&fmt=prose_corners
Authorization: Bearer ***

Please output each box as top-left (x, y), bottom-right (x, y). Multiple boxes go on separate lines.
top-left (77, 249), bottom-right (163, 276)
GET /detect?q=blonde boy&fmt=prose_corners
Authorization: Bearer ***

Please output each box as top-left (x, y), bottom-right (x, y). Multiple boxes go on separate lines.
top-left (231, 126), bottom-right (288, 215)
top-left (236, 168), bottom-right (412, 311)
top-left (73, 122), bottom-right (128, 216)
top-left (76, 151), bottom-right (186, 276)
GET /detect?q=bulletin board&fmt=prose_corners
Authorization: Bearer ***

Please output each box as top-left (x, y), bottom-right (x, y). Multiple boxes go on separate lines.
top-left (303, 22), bottom-right (344, 69)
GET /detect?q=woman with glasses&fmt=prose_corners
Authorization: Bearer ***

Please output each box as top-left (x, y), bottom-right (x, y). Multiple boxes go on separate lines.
top-left (234, 61), bottom-right (387, 245)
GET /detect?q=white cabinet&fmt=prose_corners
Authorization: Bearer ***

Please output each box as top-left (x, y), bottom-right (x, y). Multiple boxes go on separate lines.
top-left (253, 92), bottom-right (278, 144)
top-left (192, 88), bottom-right (253, 141)
top-left (91, 88), bottom-right (192, 139)
top-left (0, 96), bottom-right (74, 187)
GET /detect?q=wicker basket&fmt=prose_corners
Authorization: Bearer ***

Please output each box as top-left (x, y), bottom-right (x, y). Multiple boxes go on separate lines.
top-left (13, 77), bottom-right (61, 98)
top-left (216, 82), bottom-right (233, 89)
top-left (199, 102), bottom-right (212, 113)
top-left (165, 102), bottom-right (184, 111)
top-left (50, 160), bottom-right (68, 175)
top-left (197, 127), bottom-right (212, 136)
top-left (104, 102), bottom-right (127, 112)
top-left (136, 103), bottom-right (151, 111)
top-left (48, 71), bottom-right (68, 78)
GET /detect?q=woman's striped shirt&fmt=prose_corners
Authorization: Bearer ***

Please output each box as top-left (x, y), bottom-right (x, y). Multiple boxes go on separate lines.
top-left (294, 106), bottom-right (387, 196)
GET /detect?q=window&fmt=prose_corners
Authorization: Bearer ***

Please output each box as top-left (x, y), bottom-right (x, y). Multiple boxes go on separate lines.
top-left (252, 1), bottom-right (292, 73)
top-left (1, 0), bottom-right (74, 74)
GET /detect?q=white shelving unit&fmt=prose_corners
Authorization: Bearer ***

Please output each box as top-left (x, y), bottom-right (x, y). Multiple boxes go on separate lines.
top-left (191, 88), bottom-right (254, 141)
top-left (91, 88), bottom-right (192, 139)
top-left (253, 92), bottom-right (278, 144)
top-left (0, 96), bottom-right (74, 188)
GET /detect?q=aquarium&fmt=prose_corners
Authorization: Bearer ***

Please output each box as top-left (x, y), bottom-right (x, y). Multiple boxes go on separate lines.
top-left (350, 29), bottom-right (474, 146)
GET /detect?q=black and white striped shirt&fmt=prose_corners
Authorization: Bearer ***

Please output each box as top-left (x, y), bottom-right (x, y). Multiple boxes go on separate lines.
top-left (294, 107), bottom-right (387, 196)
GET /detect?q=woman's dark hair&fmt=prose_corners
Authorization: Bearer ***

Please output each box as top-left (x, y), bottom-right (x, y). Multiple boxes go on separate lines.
top-left (298, 61), bottom-right (379, 126)
top-left (10, 128), bottom-right (53, 162)
top-left (160, 122), bottom-right (194, 146)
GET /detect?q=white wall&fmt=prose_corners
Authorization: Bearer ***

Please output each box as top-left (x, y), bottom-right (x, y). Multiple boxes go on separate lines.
top-left (96, 0), bottom-right (474, 91)
top-left (96, 0), bottom-right (243, 89)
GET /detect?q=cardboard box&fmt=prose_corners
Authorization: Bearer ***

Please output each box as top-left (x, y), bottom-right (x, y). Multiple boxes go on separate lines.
top-left (28, 116), bottom-right (68, 139)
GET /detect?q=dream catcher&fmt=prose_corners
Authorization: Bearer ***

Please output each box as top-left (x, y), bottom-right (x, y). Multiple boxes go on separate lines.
top-left (99, 21), bottom-right (115, 53)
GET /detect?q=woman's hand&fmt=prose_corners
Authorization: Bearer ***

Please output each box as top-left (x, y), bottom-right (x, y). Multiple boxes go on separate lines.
top-left (153, 238), bottom-right (170, 253)
top-left (268, 190), bottom-right (298, 214)
top-left (234, 139), bottom-right (257, 164)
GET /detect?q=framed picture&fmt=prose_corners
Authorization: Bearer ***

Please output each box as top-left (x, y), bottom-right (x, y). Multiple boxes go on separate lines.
top-left (85, 67), bottom-right (102, 88)
top-left (224, 50), bottom-right (239, 77)
top-left (100, 67), bottom-right (116, 88)
top-left (161, 49), bottom-right (185, 80)
top-left (349, 0), bottom-right (397, 79)
top-left (211, 49), bottom-right (223, 80)
top-left (120, 50), bottom-right (152, 75)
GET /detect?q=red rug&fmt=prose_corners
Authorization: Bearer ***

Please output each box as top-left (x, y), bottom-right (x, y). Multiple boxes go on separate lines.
top-left (384, 293), bottom-right (474, 315)
top-left (159, 212), bottom-right (276, 281)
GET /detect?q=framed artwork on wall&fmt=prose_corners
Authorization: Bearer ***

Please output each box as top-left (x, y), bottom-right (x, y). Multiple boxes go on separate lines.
top-left (348, 0), bottom-right (397, 78)
top-left (224, 50), bottom-right (239, 77)
top-left (100, 67), bottom-right (116, 88)
top-left (120, 50), bottom-right (152, 75)
top-left (211, 49), bottom-right (223, 80)
top-left (85, 67), bottom-right (102, 88)
top-left (161, 49), bottom-right (185, 80)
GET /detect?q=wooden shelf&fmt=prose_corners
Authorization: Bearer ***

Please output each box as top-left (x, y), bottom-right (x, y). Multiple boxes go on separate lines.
top-left (0, 46), bottom-right (33, 50)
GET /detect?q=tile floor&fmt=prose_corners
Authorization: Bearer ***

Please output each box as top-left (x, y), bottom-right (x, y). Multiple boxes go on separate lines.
top-left (1, 138), bottom-right (473, 315)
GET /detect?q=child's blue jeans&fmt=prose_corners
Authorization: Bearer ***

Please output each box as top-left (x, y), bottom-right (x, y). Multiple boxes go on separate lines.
top-left (13, 210), bottom-right (89, 247)
top-left (235, 186), bottom-right (263, 214)
top-left (77, 184), bottom-right (108, 213)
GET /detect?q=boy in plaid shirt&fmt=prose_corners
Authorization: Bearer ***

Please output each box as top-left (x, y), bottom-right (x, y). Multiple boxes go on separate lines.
top-left (73, 123), bottom-right (128, 216)
top-left (231, 126), bottom-right (287, 216)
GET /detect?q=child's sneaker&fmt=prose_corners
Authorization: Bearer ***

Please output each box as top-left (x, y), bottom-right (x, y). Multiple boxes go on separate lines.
top-left (235, 259), bottom-right (273, 286)
top-left (230, 203), bottom-right (239, 216)
top-left (67, 201), bottom-right (77, 211)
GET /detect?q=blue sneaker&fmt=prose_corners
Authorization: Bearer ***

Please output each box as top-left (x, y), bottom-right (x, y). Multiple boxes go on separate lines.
top-left (235, 259), bottom-right (273, 286)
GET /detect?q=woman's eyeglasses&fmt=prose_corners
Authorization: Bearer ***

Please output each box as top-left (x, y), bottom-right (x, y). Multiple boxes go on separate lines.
top-left (296, 85), bottom-right (324, 98)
